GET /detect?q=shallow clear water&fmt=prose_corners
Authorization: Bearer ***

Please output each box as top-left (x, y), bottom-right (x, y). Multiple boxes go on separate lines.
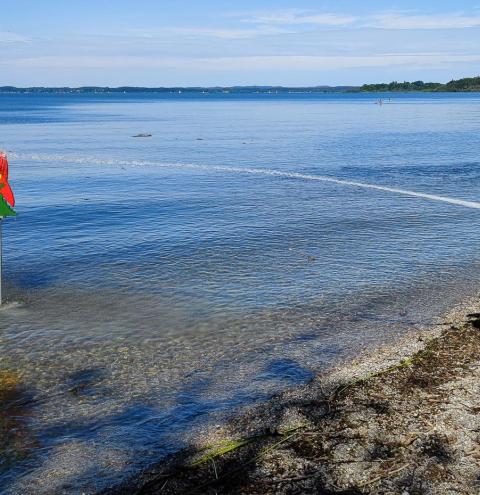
top-left (1, 92), bottom-right (480, 493)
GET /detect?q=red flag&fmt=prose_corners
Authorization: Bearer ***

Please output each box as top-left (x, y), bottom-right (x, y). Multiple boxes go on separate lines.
top-left (0, 152), bottom-right (15, 207)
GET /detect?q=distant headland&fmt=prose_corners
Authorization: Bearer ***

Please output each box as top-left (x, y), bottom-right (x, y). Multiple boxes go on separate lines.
top-left (0, 76), bottom-right (479, 94)
top-left (360, 76), bottom-right (480, 92)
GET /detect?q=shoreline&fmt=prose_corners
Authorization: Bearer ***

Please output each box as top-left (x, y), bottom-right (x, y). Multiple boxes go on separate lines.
top-left (106, 294), bottom-right (480, 494)
top-left (1, 91), bottom-right (480, 96)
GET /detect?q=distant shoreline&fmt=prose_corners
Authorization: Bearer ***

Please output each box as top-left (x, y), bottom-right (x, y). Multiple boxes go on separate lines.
top-left (1, 86), bottom-right (359, 94)
top-left (1, 88), bottom-right (480, 95)
top-left (0, 76), bottom-right (479, 94)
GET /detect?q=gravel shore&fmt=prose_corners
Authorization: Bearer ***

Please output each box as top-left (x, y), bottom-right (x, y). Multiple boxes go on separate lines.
top-left (105, 295), bottom-right (480, 495)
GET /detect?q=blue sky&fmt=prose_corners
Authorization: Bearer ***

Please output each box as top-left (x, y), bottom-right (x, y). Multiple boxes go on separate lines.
top-left (2, 0), bottom-right (480, 86)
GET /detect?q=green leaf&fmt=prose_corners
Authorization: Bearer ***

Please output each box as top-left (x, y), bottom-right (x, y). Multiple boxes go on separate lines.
top-left (0, 197), bottom-right (16, 217)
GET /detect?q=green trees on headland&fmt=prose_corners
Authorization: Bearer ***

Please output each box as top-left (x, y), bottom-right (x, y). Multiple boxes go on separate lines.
top-left (444, 76), bottom-right (480, 91)
top-left (361, 81), bottom-right (442, 91)
top-left (361, 76), bottom-right (480, 92)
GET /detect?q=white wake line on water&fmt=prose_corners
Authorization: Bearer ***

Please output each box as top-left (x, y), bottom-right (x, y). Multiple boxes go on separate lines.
top-left (10, 151), bottom-right (480, 210)
top-left (181, 163), bottom-right (480, 210)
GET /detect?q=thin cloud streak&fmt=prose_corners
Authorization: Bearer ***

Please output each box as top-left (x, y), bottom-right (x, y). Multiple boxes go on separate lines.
top-left (241, 9), bottom-right (356, 26)
top-left (236, 8), bottom-right (480, 30)
top-left (0, 32), bottom-right (30, 43)
top-left (7, 53), bottom-right (480, 70)
top-left (368, 12), bottom-right (480, 30)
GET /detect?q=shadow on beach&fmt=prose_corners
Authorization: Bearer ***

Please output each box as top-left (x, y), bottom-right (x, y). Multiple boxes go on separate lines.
top-left (102, 310), bottom-right (480, 495)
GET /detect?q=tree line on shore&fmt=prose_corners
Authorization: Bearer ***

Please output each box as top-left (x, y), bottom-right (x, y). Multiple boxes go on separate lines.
top-left (361, 76), bottom-right (480, 92)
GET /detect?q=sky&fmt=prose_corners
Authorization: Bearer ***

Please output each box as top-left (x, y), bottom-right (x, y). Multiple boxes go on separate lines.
top-left (1, 0), bottom-right (480, 86)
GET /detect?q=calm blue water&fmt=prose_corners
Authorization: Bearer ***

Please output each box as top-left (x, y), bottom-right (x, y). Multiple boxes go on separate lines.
top-left (1, 91), bottom-right (480, 493)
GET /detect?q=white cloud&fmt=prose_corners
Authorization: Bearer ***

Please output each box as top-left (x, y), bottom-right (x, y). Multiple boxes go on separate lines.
top-left (196, 54), bottom-right (480, 70)
top-left (239, 9), bottom-right (356, 26)
top-left (236, 8), bottom-right (480, 30)
top-left (0, 32), bottom-right (30, 43)
top-left (368, 12), bottom-right (480, 30)
top-left (7, 53), bottom-right (480, 71)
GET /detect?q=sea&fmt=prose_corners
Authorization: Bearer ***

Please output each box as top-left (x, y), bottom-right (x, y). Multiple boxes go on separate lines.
top-left (1, 91), bottom-right (480, 493)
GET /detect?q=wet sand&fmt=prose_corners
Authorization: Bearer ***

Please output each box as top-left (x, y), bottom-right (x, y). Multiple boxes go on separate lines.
top-left (107, 295), bottom-right (480, 495)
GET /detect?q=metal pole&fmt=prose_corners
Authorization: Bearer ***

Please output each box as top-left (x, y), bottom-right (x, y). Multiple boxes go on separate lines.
top-left (0, 218), bottom-right (3, 305)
